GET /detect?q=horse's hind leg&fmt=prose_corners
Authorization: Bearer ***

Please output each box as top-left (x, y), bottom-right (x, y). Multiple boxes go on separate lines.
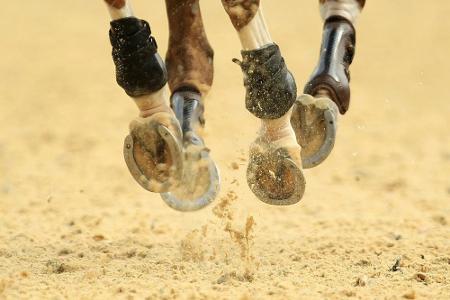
top-left (103, 0), bottom-right (184, 196)
top-left (159, 0), bottom-right (220, 211)
top-left (222, 1), bottom-right (306, 206)
top-left (291, 0), bottom-right (365, 169)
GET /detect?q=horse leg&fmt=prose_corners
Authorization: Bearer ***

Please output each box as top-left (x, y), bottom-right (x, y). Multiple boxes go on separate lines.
top-left (159, 0), bottom-right (220, 211)
top-left (103, 0), bottom-right (184, 195)
top-left (291, 0), bottom-right (365, 168)
top-left (104, 0), bottom-right (133, 19)
top-left (165, 0), bottom-right (214, 98)
top-left (222, 1), bottom-right (306, 205)
top-left (319, 0), bottom-right (365, 23)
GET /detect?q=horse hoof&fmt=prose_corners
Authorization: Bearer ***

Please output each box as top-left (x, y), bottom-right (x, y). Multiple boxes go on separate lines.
top-left (160, 145), bottom-right (220, 211)
top-left (247, 142), bottom-right (306, 206)
top-left (123, 113), bottom-right (183, 193)
top-left (291, 94), bottom-right (338, 169)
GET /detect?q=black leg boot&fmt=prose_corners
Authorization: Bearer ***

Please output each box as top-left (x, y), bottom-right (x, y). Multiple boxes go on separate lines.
top-left (110, 17), bottom-right (167, 97)
top-left (304, 16), bottom-right (355, 113)
top-left (291, 16), bottom-right (356, 168)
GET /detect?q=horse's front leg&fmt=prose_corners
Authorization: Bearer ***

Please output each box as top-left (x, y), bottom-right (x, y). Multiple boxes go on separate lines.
top-left (159, 0), bottom-right (220, 212)
top-left (222, 0), bottom-right (306, 205)
top-left (103, 0), bottom-right (184, 196)
top-left (291, 0), bottom-right (365, 168)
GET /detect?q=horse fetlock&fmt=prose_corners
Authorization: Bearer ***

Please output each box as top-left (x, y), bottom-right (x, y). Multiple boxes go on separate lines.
top-left (133, 87), bottom-right (172, 118)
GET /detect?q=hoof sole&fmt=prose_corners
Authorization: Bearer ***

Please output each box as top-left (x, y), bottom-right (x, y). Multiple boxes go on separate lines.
top-left (247, 147), bottom-right (305, 206)
top-left (123, 116), bottom-right (183, 193)
top-left (291, 94), bottom-right (338, 169)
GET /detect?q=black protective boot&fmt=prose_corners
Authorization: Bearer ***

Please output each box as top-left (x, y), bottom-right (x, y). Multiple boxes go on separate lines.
top-left (304, 16), bottom-right (355, 114)
top-left (160, 90), bottom-right (220, 212)
top-left (234, 43), bottom-right (297, 119)
top-left (291, 16), bottom-right (356, 169)
top-left (110, 17), bottom-right (167, 97)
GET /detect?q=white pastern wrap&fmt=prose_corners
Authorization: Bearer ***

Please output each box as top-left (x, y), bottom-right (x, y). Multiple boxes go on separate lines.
top-left (133, 85), bottom-right (171, 117)
top-left (238, 7), bottom-right (273, 51)
top-left (320, 0), bottom-right (361, 23)
top-left (259, 108), bottom-right (296, 143)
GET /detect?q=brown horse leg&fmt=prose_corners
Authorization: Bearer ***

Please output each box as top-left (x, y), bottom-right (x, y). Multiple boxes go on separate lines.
top-left (160, 0), bottom-right (220, 211)
top-left (165, 0), bottom-right (214, 97)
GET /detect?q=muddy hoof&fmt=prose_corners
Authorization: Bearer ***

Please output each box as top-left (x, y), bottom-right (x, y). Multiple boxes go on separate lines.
top-left (291, 94), bottom-right (338, 169)
top-left (123, 112), bottom-right (183, 193)
top-left (247, 139), bottom-right (305, 205)
top-left (160, 144), bottom-right (220, 212)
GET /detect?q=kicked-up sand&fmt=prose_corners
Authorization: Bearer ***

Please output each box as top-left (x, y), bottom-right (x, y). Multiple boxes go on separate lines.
top-left (0, 1), bottom-right (449, 299)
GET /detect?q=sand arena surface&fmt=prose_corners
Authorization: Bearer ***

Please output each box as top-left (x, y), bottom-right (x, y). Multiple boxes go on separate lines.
top-left (0, 1), bottom-right (449, 299)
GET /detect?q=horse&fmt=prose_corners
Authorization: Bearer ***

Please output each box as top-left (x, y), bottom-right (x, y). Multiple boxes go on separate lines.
top-left (102, 0), bottom-right (365, 211)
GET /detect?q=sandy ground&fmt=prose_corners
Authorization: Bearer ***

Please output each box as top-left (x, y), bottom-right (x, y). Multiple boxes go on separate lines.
top-left (1, 1), bottom-right (449, 299)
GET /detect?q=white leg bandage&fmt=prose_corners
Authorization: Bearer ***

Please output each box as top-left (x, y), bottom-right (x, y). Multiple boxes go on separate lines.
top-left (238, 6), bottom-right (272, 51)
top-left (134, 86), bottom-right (172, 118)
top-left (106, 1), bottom-right (134, 20)
top-left (320, 0), bottom-right (361, 23)
top-left (259, 108), bottom-right (296, 143)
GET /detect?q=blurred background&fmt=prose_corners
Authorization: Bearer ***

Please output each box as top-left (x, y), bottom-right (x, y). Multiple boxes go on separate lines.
top-left (0, 1), bottom-right (449, 299)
